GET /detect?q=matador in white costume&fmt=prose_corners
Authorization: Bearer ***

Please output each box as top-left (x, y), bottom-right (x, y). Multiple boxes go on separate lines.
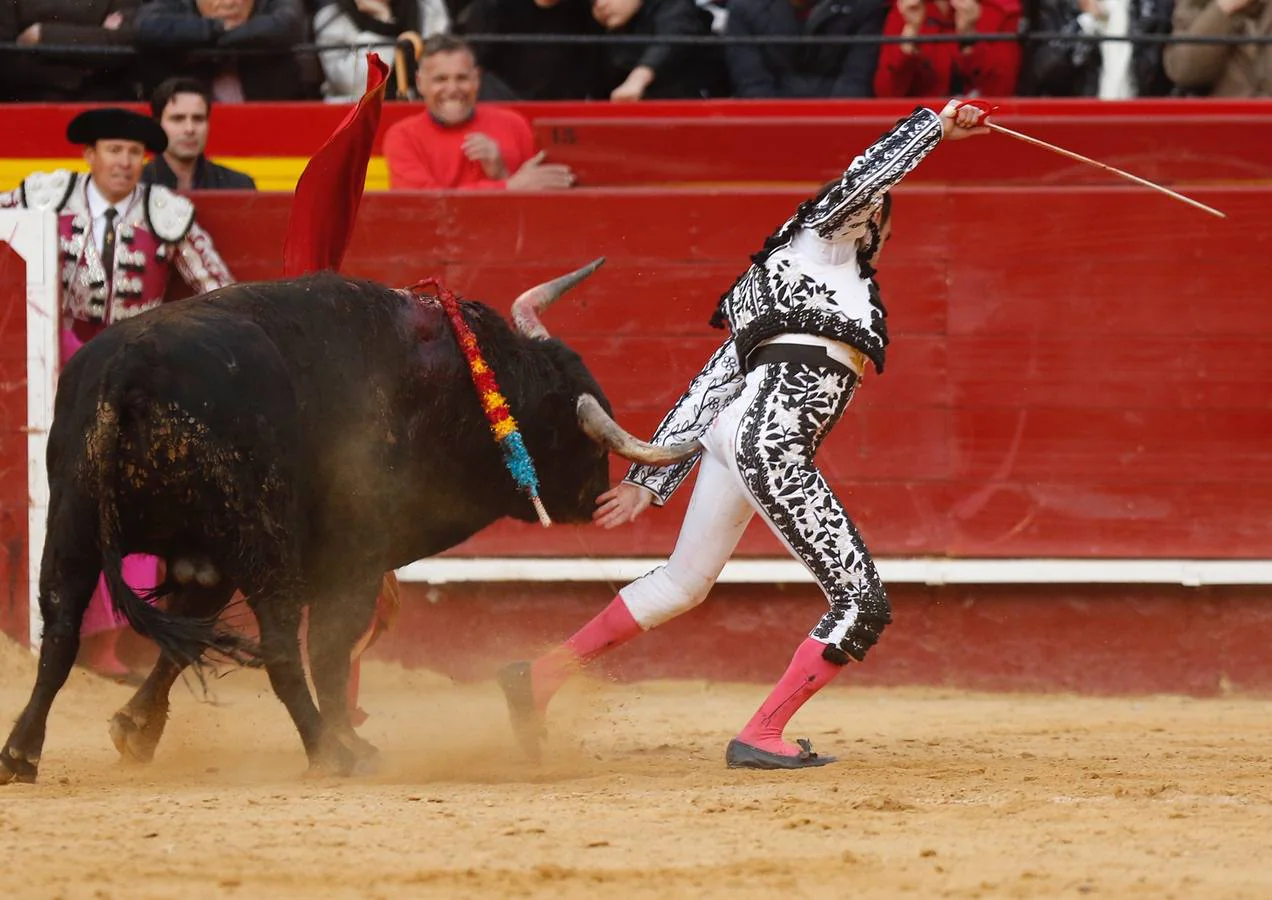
top-left (499, 99), bottom-right (991, 770)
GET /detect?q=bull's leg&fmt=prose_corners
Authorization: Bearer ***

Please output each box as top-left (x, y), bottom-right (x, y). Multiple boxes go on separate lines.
top-left (249, 596), bottom-right (342, 775)
top-left (109, 580), bottom-right (237, 764)
top-left (306, 578), bottom-right (381, 775)
top-left (1, 520), bottom-right (100, 784)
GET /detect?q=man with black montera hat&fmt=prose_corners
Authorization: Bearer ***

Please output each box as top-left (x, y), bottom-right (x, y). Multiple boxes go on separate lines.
top-left (1, 107), bottom-right (234, 681)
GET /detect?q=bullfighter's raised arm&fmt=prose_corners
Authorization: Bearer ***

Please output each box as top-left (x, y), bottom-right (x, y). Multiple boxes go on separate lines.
top-left (791, 107), bottom-right (943, 243)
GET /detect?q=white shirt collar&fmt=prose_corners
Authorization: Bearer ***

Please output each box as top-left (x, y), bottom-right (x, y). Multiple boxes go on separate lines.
top-left (85, 176), bottom-right (140, 221)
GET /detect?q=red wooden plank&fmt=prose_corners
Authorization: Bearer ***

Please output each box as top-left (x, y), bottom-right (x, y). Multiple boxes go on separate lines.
top-left (949, 406), bottom-right (1272, 483)
top-left (532, 116), bottom-right (1272, 187)
top-left (950, 335), bottom-right (1272, 409)
top-left (5, 99), bottom-right (1271, 158)
top-left (371, 582), bottom-right (1272, 694)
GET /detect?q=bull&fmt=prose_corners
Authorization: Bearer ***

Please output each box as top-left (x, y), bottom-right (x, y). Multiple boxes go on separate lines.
top-left (0, 260), bottom-right (696, 783)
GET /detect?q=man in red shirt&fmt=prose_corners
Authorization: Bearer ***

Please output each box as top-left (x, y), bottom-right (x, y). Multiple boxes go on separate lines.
top-left (384, 34), bottom-right (575, 190)
top-left (874, 0), bottom-right (1022, 98)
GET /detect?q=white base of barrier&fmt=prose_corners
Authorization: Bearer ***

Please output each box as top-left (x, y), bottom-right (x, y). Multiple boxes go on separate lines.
top-left (395, 557), bottom-right (1272, 588)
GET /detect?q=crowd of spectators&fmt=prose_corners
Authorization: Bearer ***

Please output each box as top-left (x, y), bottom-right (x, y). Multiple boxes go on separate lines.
top-left (0, 0), bottom-right (1268, 103)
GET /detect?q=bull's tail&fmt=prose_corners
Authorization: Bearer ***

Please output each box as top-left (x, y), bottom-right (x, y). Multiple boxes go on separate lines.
top-left (94, 373), bottom-right (262, 669)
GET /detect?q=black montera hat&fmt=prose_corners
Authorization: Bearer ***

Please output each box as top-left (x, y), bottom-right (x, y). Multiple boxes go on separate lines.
top-left (66, 108), bottom-right (168, 154)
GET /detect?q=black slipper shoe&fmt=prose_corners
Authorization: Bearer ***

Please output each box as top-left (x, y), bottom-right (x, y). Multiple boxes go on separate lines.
top-left (725, 737), bottom-right (837, 770)
top-left (496, 661), bottom-right (545, 763)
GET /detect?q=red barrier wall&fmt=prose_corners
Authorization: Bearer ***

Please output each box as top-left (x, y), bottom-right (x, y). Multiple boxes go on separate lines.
top-left (368, 581), bottom-right (1272, 696)
top-left (0, 246), bottom-right (29, 642)
top-left (163, 184), bottom-right (1270, 562)
top-left (4, 100), bottom-right (1272, 185)
top-left (6, 181), bottom-right (1272, 690)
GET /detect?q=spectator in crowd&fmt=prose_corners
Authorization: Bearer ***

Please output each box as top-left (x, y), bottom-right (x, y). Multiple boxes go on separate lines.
top-left (134, 0), bottom-right (312, 101)
top-left (724, 0), bottom-right (889, 98)
top-left (383, 34), bottom-right (576, 188)
top-left (1164, 0), bottom-right (1271, 95)
top-left (457, 0), bottom-right (600, 99)
top-left (874, 0), bottom-right (1023, 97)
top-left (311, 0), bottom-right (450, 102)
top-left (142, 77), bottom-right (257, 191)
top-left (590, 0), bottom-right (725, 99)
top-left (0, 109), bottom-right (234, 682)
top-left (0, 1), bottom-right (142, 102)
top-left (694, 0), bottom-right (727, 33)
top-left (1018, 0), bottom-right (1105, 94)
top-left (1128, 0), bottom-right (1179, 94)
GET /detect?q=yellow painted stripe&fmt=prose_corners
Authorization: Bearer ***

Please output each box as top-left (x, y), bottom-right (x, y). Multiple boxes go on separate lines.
top-left (0, 157), bottom-right (391, 193)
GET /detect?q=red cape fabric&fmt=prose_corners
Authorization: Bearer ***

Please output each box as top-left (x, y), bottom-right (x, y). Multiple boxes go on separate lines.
top-left (282, 54), bottom-right (390, 277)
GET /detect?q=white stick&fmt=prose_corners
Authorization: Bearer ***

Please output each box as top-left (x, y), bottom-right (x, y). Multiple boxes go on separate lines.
top-left (986, 122), bottom-right (1228, 220)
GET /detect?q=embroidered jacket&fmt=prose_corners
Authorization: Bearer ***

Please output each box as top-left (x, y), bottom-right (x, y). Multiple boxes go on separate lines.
top-left (625, 107), bottom-right (943, 505)
top-left (0, 170), bottom-right (233, 326)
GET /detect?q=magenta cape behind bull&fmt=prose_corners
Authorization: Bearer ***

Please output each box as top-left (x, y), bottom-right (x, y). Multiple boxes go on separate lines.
top-left (0, 262), bottom-right (697, 783)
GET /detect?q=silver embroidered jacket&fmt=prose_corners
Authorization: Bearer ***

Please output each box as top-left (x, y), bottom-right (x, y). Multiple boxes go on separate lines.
top-left (0, 170), bottom-right (233, 326)
top-left (625, 107), bottom-right (943, 505)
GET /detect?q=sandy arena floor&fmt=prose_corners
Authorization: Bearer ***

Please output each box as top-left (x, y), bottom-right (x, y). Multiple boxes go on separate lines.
top-left (0, 636), bottom-right (1269, 900)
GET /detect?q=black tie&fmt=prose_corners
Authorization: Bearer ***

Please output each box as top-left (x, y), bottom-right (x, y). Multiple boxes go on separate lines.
top-left (101, 207), bottom-right (118, 282)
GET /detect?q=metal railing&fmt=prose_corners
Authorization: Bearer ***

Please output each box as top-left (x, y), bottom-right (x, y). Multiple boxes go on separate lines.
top-left (0, 30), bottom-right (1270, 60)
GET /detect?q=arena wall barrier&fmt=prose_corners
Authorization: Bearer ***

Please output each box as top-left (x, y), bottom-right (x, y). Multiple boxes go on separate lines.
top-left (2, 185), bottom-right (1269, 692)
top-left (3, 99), bottom-right (1270, 191)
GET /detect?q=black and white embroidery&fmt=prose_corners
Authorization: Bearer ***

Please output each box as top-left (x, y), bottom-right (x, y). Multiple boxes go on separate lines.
top-left (716, 108), bottom-right (943, 374)
top-left (624, 337), bottom-right (744, 504)
top-left (735, 363), bottom-right (891, 662)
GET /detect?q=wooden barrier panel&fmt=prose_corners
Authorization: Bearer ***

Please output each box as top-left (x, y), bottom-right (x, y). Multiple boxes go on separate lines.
top-left (531, 114), bottom-right (1272, 186)
top-left (3, 99), bottom-right (1271, 191)
top-left (0, 244), bottom-right (28, 643)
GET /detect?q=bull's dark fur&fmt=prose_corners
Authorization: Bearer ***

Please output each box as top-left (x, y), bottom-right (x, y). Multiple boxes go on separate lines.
top-left (1, 271), bottom-right (613, 781)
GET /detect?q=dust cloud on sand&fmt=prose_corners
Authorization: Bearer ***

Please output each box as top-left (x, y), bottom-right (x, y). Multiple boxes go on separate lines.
top-left (1, 634), bottom-right (1270, 899)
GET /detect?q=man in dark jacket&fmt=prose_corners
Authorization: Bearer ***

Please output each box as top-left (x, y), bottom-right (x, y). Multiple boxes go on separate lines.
top-left (590, 0), bottom-right (728, 99)
top-left (0, 0), bottom-right (142, 101)
top-left (134, 0), bottom-right (312, 101)
top-left (725, 0), bottom-right (888, 98)
top-left (457, 0), bottom-right (601, 100)
top-left (142, 77), bottom-right (257, 192)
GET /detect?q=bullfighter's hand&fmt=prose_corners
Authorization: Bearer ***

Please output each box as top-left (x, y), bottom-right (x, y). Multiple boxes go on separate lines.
top-left (593, 483), bottom-right (654, 529)
top-left (17, 23), bottom-right (41, 45)
top-left (939, 99), bottom-right (991, 140)
top-left (462, 132), bottom-right (508, 180)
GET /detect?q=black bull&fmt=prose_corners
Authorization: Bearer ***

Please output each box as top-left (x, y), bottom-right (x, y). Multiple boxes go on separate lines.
top-left (0, 261), bottom-right (698, 783)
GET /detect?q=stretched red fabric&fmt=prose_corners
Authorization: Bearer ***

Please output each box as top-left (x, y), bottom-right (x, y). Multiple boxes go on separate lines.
top-left (282, 54), bottom-right (390, 277)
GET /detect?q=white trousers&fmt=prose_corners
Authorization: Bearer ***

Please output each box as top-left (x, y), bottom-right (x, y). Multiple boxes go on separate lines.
top-left (620, 359), bottom-right (892, 662)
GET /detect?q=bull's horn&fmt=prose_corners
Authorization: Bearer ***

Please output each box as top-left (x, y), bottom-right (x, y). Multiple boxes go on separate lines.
top-left (576, 394), bottom-right (699, 467)
top-left (511, 257), bottom-right (606, 339)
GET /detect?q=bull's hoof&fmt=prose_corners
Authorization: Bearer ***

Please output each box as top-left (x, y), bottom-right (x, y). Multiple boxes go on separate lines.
top-left (0, 746), bottom-right (38, 784)
top-left (109, 708), bottom-right (165, 764)
top-left (309, 730), bottom-right (381, 778)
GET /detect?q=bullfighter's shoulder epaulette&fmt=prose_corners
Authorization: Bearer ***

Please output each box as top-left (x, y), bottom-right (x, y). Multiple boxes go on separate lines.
top-left (144, 183), bottom-right (196, 244)
top-left (19, 170), bottom-right (76, 213)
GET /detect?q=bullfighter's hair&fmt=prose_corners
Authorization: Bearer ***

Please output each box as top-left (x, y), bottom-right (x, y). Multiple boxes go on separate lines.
top-left (410, 278), bottom-right (553, 527)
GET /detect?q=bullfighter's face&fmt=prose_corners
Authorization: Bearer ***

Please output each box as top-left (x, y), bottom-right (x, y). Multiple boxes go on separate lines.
top-left (83, 139), bottom-right (146, 204)
top-left (417, 49), bottom-right (480, 126)
top-left (159, 92), bottom-right (210, 163)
